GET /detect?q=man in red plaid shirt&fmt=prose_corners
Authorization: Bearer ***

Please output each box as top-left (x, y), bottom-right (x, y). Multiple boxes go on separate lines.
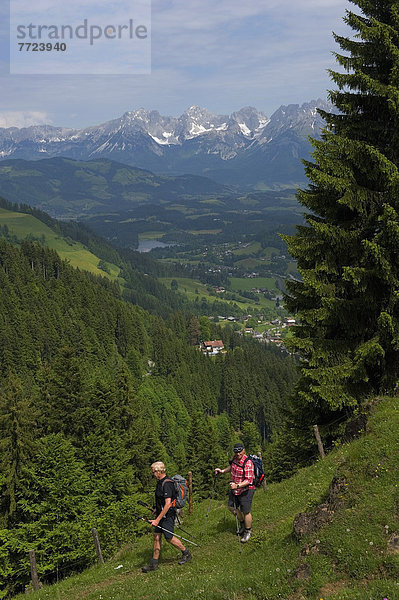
top-left (215, 443), bottom-right (255, 542)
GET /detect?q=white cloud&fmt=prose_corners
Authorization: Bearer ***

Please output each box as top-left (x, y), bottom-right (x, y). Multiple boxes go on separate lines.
top-left (11, 0), bottom-right (150, 24)
top-left (152, 0), bottom-right (348, 32)
top-left (0, 111), bottom-right (52, 128)
top-left (151, 0), bottom-right (350, 67)
top-left (0, 0), bottom-right (353, 128)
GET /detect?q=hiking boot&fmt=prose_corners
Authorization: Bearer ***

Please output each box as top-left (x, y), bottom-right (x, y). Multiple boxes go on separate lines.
top-left (178, 551), bottom-right (192, 565)
top-left (141, 562), bottom-right (158, 573)
top-left (240, 529), bottom-right (251, 543)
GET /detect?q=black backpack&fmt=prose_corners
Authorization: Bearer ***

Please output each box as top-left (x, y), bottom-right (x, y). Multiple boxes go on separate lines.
top-left (242, 455), bottom-right (265, 488)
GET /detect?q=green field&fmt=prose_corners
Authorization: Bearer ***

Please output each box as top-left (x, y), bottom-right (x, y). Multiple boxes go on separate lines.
top-left (286, 261), bottom-right (300, 276)
top-left (231, 241), bottom-right (262, 256)
top-left (187, 229), bottom-right (223, 235)
top-left (262, 246), bottom-right (280, 258)
top-left (159, 277), bottom-right (217, 302)
top-left (138, 231), bottom-right (166, 240)
top-left (234, 257), bottom-right (265, 269)
top-left (229, 276), bottom-right (277, 292)
top-left (160, 276), bottom-right (277, 313)
top-left (165, 205), bottom-right (196, 214)
top-left (0, 208), bottom-right (120, 280)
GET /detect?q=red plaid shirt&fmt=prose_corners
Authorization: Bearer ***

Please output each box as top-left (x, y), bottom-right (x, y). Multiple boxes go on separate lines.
top-left (230, 454), bottom-right (255, 495)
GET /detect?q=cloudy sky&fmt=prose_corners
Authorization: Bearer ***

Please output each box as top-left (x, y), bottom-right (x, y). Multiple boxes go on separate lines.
top-left (0, 0), bottom-right (351, 129)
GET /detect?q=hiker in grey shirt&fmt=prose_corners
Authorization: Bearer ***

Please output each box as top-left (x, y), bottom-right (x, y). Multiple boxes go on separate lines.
top-left (141, 461), bottom-right (192, 572)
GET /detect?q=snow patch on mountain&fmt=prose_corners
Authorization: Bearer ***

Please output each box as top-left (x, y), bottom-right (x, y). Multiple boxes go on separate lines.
top-left (149, 133), bottom-right (171, 145)
top-left (0, 100), bottom-right (334, 188)
top-left (238, 122), bottom-right (251, 136)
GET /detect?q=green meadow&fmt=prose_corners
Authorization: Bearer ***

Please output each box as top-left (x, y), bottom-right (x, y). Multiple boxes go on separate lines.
top-left (229, 276), bottom-right (277, 292)
top-left (0, 208), bottom-right (120, 280)
top-left (138, 231), bottom-right (167, 240)
top-left (231, 241), bottom-right (262, 256)
top-left (159, 276), bottom-right (276, 313)
top-left (159, 277), bottom-right (212, 299)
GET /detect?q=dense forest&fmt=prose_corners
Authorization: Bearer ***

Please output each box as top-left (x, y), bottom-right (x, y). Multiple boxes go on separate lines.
top-left (0, 239), bottom-right (297, 597)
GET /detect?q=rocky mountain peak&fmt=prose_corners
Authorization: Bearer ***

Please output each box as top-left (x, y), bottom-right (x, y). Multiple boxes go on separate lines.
top-left (255, 99), bottom-right (333, 144)
top-left (230, 107), bottom-right (270, 137)
top-left (0, 100), bottom-right (333, 187)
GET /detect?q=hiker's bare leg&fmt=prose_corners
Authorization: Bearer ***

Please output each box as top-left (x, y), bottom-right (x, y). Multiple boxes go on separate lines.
top-left (167, 535), bottom-right (185, 551)
top-left (153, 532), bottom-right (162, 559)
top-left (243, 512), bottom-right (252, 529)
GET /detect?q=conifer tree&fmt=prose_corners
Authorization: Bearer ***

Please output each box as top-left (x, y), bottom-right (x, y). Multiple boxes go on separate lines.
top-left (241, 421), bottom-right (261, 455)
top-left (214, 412), bottom-right (233, 454)
top-left (186, 411), bottom-right (219, 498)
top-left (0, 374), bottom-right (38, 525)
top-left (284, 0), bottom-right (399, 413)
top-left (37, 348), bottom-right (87, 439)
top-left (15, 434), bottom-right (97, 586)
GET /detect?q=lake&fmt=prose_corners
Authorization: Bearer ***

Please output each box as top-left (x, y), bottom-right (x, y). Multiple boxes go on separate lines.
top-left (137, 240), bottom-right (174, 253)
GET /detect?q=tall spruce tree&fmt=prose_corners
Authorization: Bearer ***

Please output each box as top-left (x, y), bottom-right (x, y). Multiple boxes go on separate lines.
top-left (284, 0), bottom-right (399, 414)
top-left (0, 374), bottom-right (38, 526)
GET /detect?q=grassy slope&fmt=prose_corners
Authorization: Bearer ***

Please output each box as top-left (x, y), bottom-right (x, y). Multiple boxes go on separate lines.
top-left (16, 397), bottom-right (399, 600)
top-left (160, 276), bottom-right (277, 313)
top-left (0, 208), bottom-right (120, 280)
top-left (229, 277), bottom-right (277, 292)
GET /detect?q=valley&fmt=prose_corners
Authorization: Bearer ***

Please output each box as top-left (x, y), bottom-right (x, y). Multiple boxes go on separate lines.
top-left (126, 201), bottom-right (301, 322)
top-left (0, 156), bottom-right (303, 321)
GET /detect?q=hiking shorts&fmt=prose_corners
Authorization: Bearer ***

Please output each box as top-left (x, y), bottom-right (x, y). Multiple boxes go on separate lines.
top-left (228, 489), bottom-right (255, 514)
top-left (154, 514), bottom-right (175, 540)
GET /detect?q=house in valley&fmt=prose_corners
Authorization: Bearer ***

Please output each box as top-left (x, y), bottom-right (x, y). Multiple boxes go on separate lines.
top-left (202, 340), bottom-right (225, 355)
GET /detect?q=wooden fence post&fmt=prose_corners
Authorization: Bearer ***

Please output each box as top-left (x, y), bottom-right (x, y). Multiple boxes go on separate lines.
top-left (92, 528), bottom-right (104, 564)
top-left (188, 471), bottom-right (193, 515)
top-left (29, 549), bottom-right (40, 591)
top-left (313, 424), bottom-right (325, 459)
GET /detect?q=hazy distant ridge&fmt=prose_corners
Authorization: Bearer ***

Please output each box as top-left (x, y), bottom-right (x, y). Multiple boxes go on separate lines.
top-left (0, 100), bottom-right (332, 189)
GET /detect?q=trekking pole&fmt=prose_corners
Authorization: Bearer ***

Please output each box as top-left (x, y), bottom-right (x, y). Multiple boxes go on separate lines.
top-left (137, 501), bottom-right (198, 540)
top-left (138, 500), bottom-right (155, 512)
top-left (234, 498), bottom-right (242, 554)
top-left (132, 512), bottom-right (200, 547)
top-left (202, 472), bottom-right (219, 536)
top-left (175, 512), bottom-right (199, 539)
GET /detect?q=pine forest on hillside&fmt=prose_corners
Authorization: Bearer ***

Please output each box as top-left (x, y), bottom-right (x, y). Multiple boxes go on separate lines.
top-left (0, 240), bottom-right (297, 597)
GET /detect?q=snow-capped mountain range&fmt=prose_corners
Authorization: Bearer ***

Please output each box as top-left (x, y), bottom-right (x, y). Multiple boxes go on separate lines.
top-left (0, 100), bottom-right (332, 188)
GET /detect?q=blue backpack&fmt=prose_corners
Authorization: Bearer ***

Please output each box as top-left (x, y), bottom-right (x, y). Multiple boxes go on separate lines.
top-left (242, 455), bottom-right (265, 488)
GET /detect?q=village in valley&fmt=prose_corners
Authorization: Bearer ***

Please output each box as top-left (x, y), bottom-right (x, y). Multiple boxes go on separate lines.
top-left (201, 315), bottom-right (296, 355)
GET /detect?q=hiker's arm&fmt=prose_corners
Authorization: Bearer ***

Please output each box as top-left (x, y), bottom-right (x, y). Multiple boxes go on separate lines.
top-left (229, 478), bottom-right (250, 490)
top-left (215, 465), bottom-right (231, 475)
top-left (150, 498), bottom-right (172, 526)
